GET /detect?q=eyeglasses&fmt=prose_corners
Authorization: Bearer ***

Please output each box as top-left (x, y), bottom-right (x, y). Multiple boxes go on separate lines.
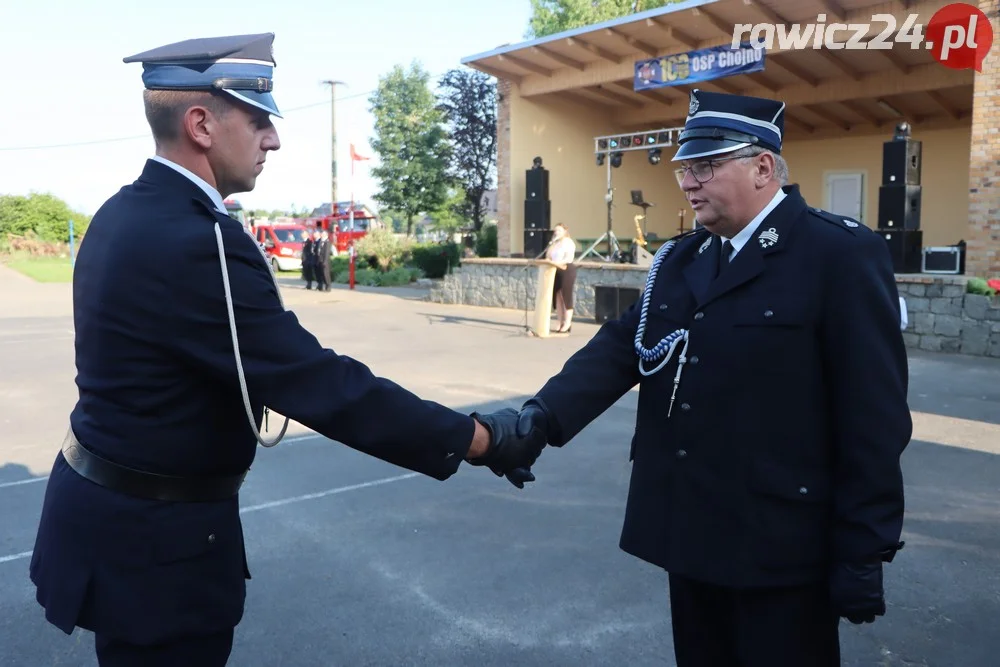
top-left (673, 155), bottom-right (747, 186)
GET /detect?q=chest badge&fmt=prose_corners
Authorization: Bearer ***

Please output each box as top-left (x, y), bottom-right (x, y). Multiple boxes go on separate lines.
top-left (758, 227), bottom-right (779, 249)
top-left (698, 236), bottom-right (712, 254)
top-left (843, 219), bottom-right (859, 228)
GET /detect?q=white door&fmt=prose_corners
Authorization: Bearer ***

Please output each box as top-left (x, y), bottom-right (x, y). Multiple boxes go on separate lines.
top-left (825, 173), bottom-right (864, 224)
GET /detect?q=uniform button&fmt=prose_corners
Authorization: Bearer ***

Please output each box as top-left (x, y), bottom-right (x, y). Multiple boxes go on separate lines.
top-left (764, 310), bottom-right (774, 318)
top-left (689, 356), bottom-right (699, 364)
top-left (799, 487), bottom-right (808, 495)
top-left (659, 304), bottom-right (668, 311)
top-left (208, 534), bottom-right (216, 544)
top-left (676, 449), bottom-right (687, 459)
top-left (680, 403), bottom-right (691, 411)
top-left (694, 312), bottom-right (704, 320)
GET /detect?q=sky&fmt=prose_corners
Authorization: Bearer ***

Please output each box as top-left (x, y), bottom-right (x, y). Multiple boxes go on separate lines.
top-left (0, 0), bottom-right (533, 216)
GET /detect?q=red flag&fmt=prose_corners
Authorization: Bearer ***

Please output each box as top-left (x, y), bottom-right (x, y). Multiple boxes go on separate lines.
top-left (350, 143), bottom-right (370, 162)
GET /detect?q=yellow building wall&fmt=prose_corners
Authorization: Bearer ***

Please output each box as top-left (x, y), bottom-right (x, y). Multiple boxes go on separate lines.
top-left (506, 89), bottom-right (970, 251)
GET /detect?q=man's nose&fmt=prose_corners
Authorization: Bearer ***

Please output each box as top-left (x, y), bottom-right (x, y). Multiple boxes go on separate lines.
top-left (264, 127), bottom-right (281, 151)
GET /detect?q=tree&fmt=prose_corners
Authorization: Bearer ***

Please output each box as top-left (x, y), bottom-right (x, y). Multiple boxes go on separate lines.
top-left (436, 68), bottom-right (497, 232)
top-left (526, 0), bottom-right (676, 38)
top-left (0, 192), bottom-right (91, 243)
top-left (368, 62), bottom-right (452, 237)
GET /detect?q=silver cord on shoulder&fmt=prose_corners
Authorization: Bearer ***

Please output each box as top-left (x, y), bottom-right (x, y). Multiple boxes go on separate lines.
top-left (214, 222), bottom-right (289, 448)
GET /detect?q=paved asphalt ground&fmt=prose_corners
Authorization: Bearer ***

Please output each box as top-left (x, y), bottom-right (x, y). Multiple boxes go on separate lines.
top-left (0, 265), bottom-right (998, 666)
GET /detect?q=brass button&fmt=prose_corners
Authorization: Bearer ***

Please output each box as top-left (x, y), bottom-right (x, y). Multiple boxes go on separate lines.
top-left (694, 312), bottom-right (704, 320)
top-left (208, 534), bottom-right (216, 544)
top-left (689, 356), bottom-right (699, 364)
top-left (680, 403), bottom-right (691, 411)
top-left (799, 487), bottom-right (808, 495)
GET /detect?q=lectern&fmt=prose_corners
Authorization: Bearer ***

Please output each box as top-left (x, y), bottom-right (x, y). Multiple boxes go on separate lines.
top-left (529, 259), bottom-right (563, 338)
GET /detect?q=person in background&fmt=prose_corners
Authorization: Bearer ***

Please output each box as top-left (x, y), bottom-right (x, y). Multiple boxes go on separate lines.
top-left (546, 223), bottom-right (577, 333)
top-left (316, 229), bottom-right (333, 291)
top-left (301, 229), bottom-right (315, 288)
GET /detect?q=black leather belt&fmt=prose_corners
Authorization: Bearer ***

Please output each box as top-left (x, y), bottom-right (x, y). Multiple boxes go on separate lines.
top-left (61, 429), bottom-right (247, 503)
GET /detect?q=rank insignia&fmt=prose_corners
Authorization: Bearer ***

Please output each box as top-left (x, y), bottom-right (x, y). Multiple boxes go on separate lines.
top-left (758, 227), bottom-right (779, 249)
top-left (698, 236), bottom-right (712, 254)
top-left (843, 219), bottom-right (859, 228)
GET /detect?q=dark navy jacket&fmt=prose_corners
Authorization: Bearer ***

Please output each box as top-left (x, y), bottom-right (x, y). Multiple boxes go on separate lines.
top-left (534, 185), bottom-right (912, 588)
top-left (30, 160), bottom-right (474, 644)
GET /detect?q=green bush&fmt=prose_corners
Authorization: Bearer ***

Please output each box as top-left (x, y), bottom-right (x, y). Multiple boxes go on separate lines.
top-left (967, 278), bottom-right (997, 296)
top-left (354, 227), bottom-right (411, 271)
top-left (409, 242), bottom-right (461, 279)
top-left (475, 224), bottom-right (498, 257)
top-left (332, 265), bottom-right (422, 287)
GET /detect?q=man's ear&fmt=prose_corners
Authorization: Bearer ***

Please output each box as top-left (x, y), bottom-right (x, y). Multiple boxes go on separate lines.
top-left (183, 106), bottom-right (213, 150)
top-left (755, 151), bottom-right (776, 187)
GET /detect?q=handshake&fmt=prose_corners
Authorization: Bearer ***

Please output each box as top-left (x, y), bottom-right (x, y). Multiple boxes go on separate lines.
top-left (466, 402), bottom-right (549, 489)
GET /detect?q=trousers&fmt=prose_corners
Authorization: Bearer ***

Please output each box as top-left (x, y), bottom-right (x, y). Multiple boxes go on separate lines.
top-left (668, 573), bottom-right (841, 667)
top-left (95, 629), bottom-right (235, 667)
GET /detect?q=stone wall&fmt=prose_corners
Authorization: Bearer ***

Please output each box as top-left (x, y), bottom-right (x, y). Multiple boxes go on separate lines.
top-left (896, 275), bottom-right (1000, 356)
top-left (429, 259), bottom-right (1000, 357)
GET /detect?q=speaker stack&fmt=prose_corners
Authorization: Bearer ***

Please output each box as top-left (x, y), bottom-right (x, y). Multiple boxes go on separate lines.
top-left (523, 163), bottom-right (553, 257)
top-left (875, 125), bottom-right (922, 273)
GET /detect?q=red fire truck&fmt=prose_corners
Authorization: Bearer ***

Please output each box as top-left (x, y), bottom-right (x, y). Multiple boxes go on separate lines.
top-left (305, 201), bottom-right (380, 255)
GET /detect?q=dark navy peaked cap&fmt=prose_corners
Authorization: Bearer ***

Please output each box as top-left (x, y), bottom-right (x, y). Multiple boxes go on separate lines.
top-left (123, 33), bottom-right (281, 118)
top-left (672, 89), bottom-right (784, 161)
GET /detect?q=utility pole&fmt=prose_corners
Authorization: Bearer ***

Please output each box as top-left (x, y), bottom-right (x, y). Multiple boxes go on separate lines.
top-left (321, 80), bottom-right (345, 216)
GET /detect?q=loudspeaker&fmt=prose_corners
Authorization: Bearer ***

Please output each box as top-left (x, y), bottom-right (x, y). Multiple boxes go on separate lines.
top-left (594, 286), bottom-right (642, 324)
top-left (524, 199), bottom-right (551, 230)
top-left (875, 229), bottom-right (923, 274)
top-left (882, 139), bottom-right (921, 185)
top-left (524, 228), bottom-right (554, 257)
top-left (878, 185), bottom-right (921, 230)
top-left (525, 168), bottom-right (549, 201)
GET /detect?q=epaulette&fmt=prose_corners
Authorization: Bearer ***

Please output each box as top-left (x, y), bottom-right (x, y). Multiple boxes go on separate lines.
top-left (808, 207), bottom-right (867, 235)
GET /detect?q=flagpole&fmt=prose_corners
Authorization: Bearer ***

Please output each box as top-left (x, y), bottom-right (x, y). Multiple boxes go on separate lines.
top-left (349, 147), bottom-right (355, 233)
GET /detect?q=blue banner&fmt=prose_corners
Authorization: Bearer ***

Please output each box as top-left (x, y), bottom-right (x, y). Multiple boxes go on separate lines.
top-left (634, 42), bottom-right (765, 91)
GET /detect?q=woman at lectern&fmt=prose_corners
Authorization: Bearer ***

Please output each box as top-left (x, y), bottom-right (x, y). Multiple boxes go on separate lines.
top-left (547, 223), bottom-right (578, 333)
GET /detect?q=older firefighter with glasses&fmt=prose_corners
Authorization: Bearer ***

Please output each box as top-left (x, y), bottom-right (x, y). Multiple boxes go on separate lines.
top-left (473, 88), bottom-right (912, 666)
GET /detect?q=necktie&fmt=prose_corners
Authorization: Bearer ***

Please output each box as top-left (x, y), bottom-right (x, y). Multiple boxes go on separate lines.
top-left (718, 239), bottom-right (733, 276)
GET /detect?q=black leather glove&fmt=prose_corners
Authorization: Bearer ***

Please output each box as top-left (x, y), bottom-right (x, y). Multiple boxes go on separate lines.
top-left (468, 406), bottom-right (549, 489)
top-left (829, 560), bottom-right (886, 624)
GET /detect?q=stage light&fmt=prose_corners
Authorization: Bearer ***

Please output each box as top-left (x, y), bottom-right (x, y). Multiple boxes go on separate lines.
top-left (621, 136), bottom-right (632, 148)
top-left (609, 138), bottom-right (619, 149)
top-left (596, 153), bottom-right (605, 166)
top-left (598, 139), bottom-right (608, 150)
top-left (611, 152), bottom-right (623, 168)
top-left (645, 134), bottom-right (657, 145)
top-left (647, 148), bottom-right (661, 165)
top-left (633, 134), bottom-right (644, 146)
top-left (657, 131), bottom-right (671, 144)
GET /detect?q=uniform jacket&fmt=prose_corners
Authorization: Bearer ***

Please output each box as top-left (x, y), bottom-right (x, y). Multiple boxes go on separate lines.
top-left (30, 159), bottom-right (474, 644)
top-left (534, 185), bottom-right (912, 588)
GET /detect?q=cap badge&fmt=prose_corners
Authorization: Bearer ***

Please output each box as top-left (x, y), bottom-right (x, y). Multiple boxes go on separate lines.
top-left (758, 227), bottom-right (779, 249)
top-left (689, 96), bottom-right (700, 115)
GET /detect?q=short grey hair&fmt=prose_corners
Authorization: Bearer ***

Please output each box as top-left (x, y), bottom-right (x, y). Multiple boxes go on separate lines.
top-left (728, 145), bottom-right (788, 186)
top-left (142, 89), bottom-right (233, 145)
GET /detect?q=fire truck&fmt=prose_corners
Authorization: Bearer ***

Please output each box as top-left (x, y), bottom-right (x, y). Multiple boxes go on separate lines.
top-left (305, 201), bottom-right (381, 255)
top-left (223, 199), bottom-right (249, 231)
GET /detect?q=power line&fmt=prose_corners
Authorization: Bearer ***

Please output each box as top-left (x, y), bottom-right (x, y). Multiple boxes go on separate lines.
top-left (0, 89), bottom-right (377, 152)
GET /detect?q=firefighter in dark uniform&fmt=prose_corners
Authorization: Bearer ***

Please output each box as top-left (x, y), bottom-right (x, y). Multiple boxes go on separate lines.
top-left (29, 33), bottom-right (542, 667)
top-left (479, 89), bottom-right (912, 666)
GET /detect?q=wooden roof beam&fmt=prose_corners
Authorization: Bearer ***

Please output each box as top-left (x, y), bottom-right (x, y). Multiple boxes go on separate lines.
top-left (691, 7), bottom-right (738, 39)
top-left (816, 0), bottom-right (847, 22)
top-left (767, 53), bottom-right (820, 87)
top-left (530, 45), bottom-right (585, 71)
top-left (784, 112), bottom-right (815, 133)
top-left (644, 17), bottom-right (699, 50)
top-left (589, 85), bottom-right (646, 108)
top-left (474, 63), bottom-right (523, 84)
top-left (612, 81), bottom-right (676, 103)
top-left (803, 104), bottom-right (851, 131)
top-left (925, 90), bottom-right (963, 120)
top-left (497, 54), bottom-right (553, 77)
top-left (604, 26), bottom-right (659, 57)
top-left (814, 50), bottom-right (863, 81)
top-left (839, 99), bottom-right (883, 126)
top-left (745, 72), bottom-right (782, 92)
top-left (565, 36), bottom-right (624, 64)
top-left (742, 0), bottom-right (788, 26)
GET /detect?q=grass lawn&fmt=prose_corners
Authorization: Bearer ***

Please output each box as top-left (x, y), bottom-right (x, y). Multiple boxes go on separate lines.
top-left (3, 256), bottom-right (74, 283)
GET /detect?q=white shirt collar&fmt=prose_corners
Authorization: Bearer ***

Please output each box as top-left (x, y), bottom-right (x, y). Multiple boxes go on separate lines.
top-left (723, 187), bottom-right (786, 259)
top-left (150, 155), bottom-right (228, 215)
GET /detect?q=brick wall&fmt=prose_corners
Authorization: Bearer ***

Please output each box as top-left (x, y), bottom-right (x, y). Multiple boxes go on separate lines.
top-left (496, 80), bottom-right (513, 257)
top-left (966, 0), bottom-right (1000, 277)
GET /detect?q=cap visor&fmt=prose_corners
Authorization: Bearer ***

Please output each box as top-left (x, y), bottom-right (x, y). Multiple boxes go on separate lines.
top-left (672, 139), bottom-right (750, 161)
top-left (223, 89), bottom-right (282, 118)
